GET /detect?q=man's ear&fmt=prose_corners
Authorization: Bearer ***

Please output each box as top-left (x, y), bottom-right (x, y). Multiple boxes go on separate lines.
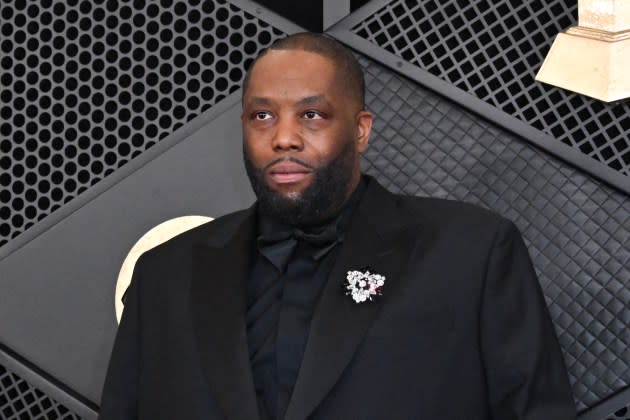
top-left (356, 110), bottom-right (372, 153)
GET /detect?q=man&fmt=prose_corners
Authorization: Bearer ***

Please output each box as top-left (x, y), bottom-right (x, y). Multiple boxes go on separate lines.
top-left (99, 33), bottom-right (576, 419)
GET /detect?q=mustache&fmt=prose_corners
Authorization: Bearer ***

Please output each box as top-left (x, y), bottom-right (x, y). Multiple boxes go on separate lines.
top-left (264, 157), bottom-right (315, 171)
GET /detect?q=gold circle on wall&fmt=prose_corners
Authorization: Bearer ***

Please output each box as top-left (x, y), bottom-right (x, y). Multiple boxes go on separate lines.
top-left (115, 215), bottom-right (213, 324)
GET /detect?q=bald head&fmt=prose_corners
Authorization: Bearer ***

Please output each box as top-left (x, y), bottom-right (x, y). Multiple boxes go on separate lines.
top-left (242, 32), bottom-right (365, 108)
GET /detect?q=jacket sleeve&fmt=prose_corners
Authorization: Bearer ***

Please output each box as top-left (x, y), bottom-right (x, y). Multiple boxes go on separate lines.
top-left (98, 255), bottom-right (145, 420)
top-left (480, 218), bottom-right (576, 419)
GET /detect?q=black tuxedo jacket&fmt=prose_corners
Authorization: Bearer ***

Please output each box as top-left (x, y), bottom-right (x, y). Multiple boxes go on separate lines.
top-left (99, 177), bottom-right (576, 419)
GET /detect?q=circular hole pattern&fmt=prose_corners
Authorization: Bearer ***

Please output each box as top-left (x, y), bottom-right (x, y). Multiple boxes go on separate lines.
top-left (0, 1), bottom-right (285, 246)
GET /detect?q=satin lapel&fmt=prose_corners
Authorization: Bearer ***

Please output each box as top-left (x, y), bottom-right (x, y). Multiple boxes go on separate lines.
top-left (284, 181), bottom-right (416, 420)
top-left (190, 208), bottom-right (260, 420)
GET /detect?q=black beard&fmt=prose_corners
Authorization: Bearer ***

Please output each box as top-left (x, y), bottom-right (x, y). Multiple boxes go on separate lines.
top-left (244, 143), bottom-right (356, 226)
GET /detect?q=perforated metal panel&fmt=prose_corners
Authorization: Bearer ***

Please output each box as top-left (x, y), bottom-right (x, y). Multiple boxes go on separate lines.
top-left (0, 364), bottom-right (82, 420)
top-left (350, 0), bottom-right (630, 179)
top-left (0, 0), bottom-right (285, 247)
top-left (358, 54), bottom-right (630, 412)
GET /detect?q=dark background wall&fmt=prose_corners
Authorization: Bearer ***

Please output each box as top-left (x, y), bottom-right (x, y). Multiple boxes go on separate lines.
top-left (0, 1), bottom-right (628, 419)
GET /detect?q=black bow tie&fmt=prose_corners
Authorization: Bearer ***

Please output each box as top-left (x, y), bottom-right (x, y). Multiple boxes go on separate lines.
top-left (257, 223), bottom-right (343, 272)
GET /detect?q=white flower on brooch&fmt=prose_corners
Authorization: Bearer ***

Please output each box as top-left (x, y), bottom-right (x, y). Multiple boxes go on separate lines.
top-left (345, 269), bottom-right (385, 303)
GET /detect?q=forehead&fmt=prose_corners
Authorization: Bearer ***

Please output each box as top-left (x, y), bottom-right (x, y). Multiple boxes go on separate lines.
top-left (245, 49), bottom-right (341, 101)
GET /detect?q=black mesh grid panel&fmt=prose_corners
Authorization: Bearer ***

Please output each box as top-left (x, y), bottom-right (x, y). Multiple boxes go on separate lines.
top-left (358, 54), bottom-right (630, 412)
top-left (0, 0), bottom-right (285, 247)
top-left (351, 0), bottom-right (630, 178)
top-left (0, 364), bottom-right (81, 420)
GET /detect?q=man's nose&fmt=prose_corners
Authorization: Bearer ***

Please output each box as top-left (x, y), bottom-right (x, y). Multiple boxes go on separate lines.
top-left (271, 118), bottom-right (304, 151)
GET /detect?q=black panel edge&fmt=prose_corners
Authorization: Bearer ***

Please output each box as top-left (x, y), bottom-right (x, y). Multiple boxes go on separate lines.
top-left (0, 92), bottom-right (242, 262)
top-left (227, 0), bottom-right (306, 34)
top-left (0, 342), bottom-right (99, 419)
top-left (327, 25), bottom-right (630, 197)
top-left (578, 385), bottom-right (630, 420)
top-left (323, 0), bottom-right (351, 31)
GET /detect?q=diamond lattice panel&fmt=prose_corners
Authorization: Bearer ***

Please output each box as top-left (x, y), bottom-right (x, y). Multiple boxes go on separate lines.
top-left (0, 0), bottom-right (285, 247)
top-left (359, 54), bottom-right (630, 411)
top-left (352, 0), bottom-right (630, 178)
top-left (0, 364), bottom-right (82, 420)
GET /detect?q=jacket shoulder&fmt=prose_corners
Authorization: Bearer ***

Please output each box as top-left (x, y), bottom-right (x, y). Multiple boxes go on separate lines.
top-left (391, 193), bottom-right (516, 245)
top-left (137, 207), bottom-right (252, 261)
top-left (396, 193), bottom-right (507, 225)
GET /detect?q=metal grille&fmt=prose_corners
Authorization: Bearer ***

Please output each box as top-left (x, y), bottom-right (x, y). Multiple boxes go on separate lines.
top-left (359, 54), bottom-right (630, 411)
top-left (0, 0), bottom-right (285, 247)
top-left (351, 0), bottom-right (630, 179)
top-left (0, 364), bottom-right (81, 420)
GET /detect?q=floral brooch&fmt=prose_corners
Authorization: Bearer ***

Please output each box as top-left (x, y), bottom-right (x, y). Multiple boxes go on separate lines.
top-left (345, 269), bottom-right (385, 303)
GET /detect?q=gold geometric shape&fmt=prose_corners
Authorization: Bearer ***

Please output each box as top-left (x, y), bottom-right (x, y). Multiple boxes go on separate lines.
top-left (579, 0), bottom-right (630, 32)
top-left (536, 0), bottom-right (630, 102)
top-left (115, 215), bottom-right (213, 323)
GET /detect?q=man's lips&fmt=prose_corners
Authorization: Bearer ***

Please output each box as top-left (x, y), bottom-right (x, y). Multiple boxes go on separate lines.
top-left (267, 162), bottom-right (313, 184)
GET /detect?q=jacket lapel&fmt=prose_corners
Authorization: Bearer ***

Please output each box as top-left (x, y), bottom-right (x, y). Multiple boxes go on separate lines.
top-left (284, 180), bottom-right (417, 420)
top-left (190, 207), bottom-right (260, 420)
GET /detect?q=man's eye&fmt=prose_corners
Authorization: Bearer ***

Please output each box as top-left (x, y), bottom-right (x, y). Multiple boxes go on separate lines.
top-left (254, 112), bottom-right (272, 120)
top-left (304, 111), bottom-right (322, 120)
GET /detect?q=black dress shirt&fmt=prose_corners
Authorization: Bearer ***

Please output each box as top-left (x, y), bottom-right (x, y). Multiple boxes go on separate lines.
top-left (246, 179), bottom-right (366, 420)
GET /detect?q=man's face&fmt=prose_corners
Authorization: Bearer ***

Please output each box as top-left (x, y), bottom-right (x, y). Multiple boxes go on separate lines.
top-left (241, 49), bottom-right (372, 225)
